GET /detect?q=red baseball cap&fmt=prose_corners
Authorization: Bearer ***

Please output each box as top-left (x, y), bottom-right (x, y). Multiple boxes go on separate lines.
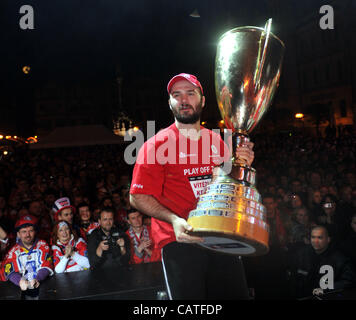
top-left (167, 73), bottom-right (204, 95)
top-left (15, 214), bottom-right (38, 231)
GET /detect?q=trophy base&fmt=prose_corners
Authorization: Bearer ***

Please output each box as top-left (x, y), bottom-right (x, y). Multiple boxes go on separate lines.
top-left (187, 216), bottom-right (269, 256)
top-left (187, 162), bottom-right (269, 256)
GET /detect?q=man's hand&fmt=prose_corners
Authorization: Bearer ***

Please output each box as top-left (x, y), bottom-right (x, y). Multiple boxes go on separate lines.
top-left (117, 238), bottom-right (126, 254)
top-left (96, 240), bottom-right (110, 257)
top-left (312, 288), bottom-right (324, 296)
top-left (29, 279), bottom-right (40, 289)
top-left (19, 278), bottom-right (28, 291)
top-left (99, 240), bottom-right (110, 251)
top-left (116, 238), bottom-right (125, 247)
top-left (138, 239), bottom-right (152, 253)
top-left (235, 141), bottom-right (254, 166)
top-left (171, 216), bottom-right (204, 243)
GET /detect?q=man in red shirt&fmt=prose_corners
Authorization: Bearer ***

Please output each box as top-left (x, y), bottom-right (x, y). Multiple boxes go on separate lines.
top-left (130, 73), bottom-right (254, 299)
top-left (125, 209), bottom-right (160, 264)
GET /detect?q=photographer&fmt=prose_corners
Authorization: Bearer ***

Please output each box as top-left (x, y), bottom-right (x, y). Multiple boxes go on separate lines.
top-left (87, 207), bottom-right (130, 270)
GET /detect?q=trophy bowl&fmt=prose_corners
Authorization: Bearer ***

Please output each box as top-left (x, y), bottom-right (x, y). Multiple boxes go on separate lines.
top-left (187, 19), bottom-right (285, 256)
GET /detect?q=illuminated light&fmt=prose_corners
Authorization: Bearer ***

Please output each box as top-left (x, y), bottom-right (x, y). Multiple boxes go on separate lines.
top-left (219, 120), bottom-right (224, 124)
top-left (34, 136), bottom-right (38, 138)
top-left (0, 135), bottom-right (3, 139)
top-left (133, 126), bottom-right (139, 132)
top-left (26, 136), bottom-right (38, 144)
top-left (3, 151), bottom-right (8, 155)
top-left (295, 113), bottom-right (304, 119)
top-left (201, 121), bottom-right (206, 125)
top-left (5, 136), bottom-right (11, 139)
top-left (22, 66), bottom-right (31, 74)
top-left (14, 136), bottom-right (17, 139)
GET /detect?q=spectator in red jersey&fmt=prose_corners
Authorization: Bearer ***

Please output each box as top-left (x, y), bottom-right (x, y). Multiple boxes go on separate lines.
top-left (76, 202), bottom-right (99, 241)
top-left (53, 197), bottom-right (81, 241)
top-left (51, 220), bottom-right (90, 273)
top-left (125, 209), bottom-right (160, 264)
top-left (1, 215), bottom-right (53, 299)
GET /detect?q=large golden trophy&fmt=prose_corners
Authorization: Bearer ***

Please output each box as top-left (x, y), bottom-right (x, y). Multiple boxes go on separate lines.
top-left (187, 19), bottom-right (285, 256)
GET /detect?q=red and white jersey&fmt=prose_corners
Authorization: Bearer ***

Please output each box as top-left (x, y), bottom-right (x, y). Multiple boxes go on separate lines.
top-left (86, 222), bottom-right (99, 235)
top-left (79, 222), bottom-right (99, 240)
top-left (130, 123), bottom-right (230, 250)
top-left (2, 239), bottom-right (53, 281)
top-left (126, 225), bottom-right (161, 264)
top-left (52, 237), bottom-right (88, 273)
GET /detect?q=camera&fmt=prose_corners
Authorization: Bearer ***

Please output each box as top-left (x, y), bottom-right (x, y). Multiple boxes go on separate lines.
top-left (102, 232), bottom-right (121, 250)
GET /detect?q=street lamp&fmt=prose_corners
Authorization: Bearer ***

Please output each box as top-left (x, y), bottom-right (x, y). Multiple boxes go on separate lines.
top-left (22, 66), bottom-right (31, 74)
top-left (295, 113), bottom-right (304, 119)
top-left (295, 113), bottom-right (305, 130)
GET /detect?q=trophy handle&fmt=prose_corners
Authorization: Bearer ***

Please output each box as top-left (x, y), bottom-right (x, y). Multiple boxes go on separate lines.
top-left (254, 18), bottom-right (272, 93)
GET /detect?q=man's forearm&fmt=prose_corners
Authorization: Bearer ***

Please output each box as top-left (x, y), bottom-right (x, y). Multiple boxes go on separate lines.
top-left (96, 246), bottom-right (103, 257)
top-left (130, 194), bottom-right (178, 224)
top-left (130, 194), bottom-right (177, 223)
top-left (130, 193), bottom-right (204, 243)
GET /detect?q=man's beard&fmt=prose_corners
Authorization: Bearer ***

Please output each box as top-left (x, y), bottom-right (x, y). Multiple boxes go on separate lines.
top-left (172, 100), bottom-right (203, 124)
top-left (22, 238), bottom-right (34, 247)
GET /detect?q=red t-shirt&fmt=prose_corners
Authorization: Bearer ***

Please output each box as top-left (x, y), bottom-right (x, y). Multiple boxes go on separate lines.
top-left (130, 123), bottom-right (230, 250)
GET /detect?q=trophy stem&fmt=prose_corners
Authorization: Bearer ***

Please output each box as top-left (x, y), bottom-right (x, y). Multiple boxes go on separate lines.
top-left (232, 131), bottom-right (250, 166)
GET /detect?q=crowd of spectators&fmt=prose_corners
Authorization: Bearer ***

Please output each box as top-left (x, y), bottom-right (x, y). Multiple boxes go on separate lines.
top-left (243, 126), bottom-right (356, 299)
top-left (0, 125), bottom-right (355, 299)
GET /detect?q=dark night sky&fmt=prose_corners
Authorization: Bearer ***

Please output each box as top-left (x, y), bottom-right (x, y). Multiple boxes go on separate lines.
top-left (0, 0), bottom-right (330, 134)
